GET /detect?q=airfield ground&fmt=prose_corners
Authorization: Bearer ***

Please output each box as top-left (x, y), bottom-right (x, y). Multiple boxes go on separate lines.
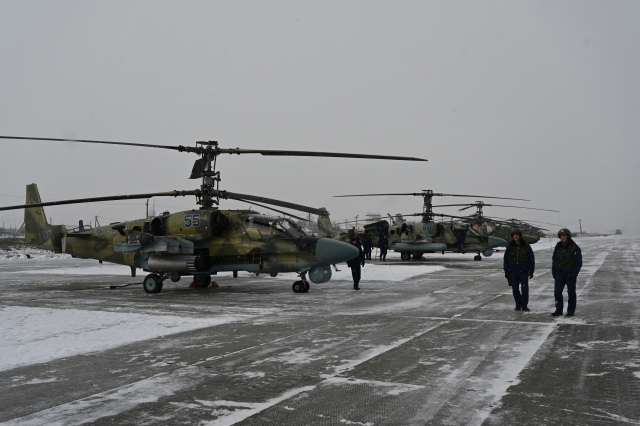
top-left (1, 236), bottom-right (639, 425)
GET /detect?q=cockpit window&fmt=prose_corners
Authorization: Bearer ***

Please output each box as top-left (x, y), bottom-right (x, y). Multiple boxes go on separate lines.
top-left (245, 215), bottom-right (307, 239)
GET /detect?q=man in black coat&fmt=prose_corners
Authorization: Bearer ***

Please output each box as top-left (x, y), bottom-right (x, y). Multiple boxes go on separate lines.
top-left (346, 238), bottom-right (365, 290)
top-left (503, 228), bottom-right (535, 311)
top-left (362, 235), bottom-right (372, 261)
top-left (551, 228), bottom-right (583, 317)
top-left (379, 234), bottom-right (389, 261)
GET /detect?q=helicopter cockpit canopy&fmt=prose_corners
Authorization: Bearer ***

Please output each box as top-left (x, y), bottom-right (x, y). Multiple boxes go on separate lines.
top-left (245, 215), bottom-right (308, 239)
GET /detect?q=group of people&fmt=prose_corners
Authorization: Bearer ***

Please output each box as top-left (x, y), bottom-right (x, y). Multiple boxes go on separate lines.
top-left (346, 232), bottom-right (389, 290)
top-left (503, 228), bottom-right (583, 316)
top-left (346, 226), bottom-right (584, 316)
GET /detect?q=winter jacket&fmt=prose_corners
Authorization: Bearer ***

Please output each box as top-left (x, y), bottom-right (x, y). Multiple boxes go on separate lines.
top-left (503, 239), bottom-right (535, 274)
top-left (552, 239), bottom-right (582, 277)
top-left (347, 244), bottom-right (365, 268)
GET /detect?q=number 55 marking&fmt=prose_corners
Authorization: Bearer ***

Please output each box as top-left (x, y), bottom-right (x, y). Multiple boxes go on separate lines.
top-left (184, 214), bottom-right (201, 228)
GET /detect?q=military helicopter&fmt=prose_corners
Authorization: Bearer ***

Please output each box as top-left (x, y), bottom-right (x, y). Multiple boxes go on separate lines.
top-left (432, 201), bottom-right (559, 245)
top-left (0, 136), bottom-right (426, 293)
top-left (331, 190), bottom-right (535, 260)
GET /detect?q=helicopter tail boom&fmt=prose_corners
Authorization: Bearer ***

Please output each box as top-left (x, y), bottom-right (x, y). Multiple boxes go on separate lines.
top-left (24, 184), bottom-right (54, 247)
top-left (317, 208), bottom-right (334, 238)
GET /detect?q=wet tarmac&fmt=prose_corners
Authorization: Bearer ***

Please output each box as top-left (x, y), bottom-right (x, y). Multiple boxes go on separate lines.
top-left (1, 235), bottom-right (638, 425)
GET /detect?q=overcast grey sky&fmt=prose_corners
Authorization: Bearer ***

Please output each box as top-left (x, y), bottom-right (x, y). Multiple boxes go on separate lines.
top-left (1, 1), bottom-right (638, 234)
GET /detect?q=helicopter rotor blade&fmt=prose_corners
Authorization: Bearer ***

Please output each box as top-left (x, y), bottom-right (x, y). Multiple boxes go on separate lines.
top-left (0, 190), bottom-right (198, 212)
top-left (0, 136), bottom-right (184, 151)
top-left (478, 204), bottom-right (559, 212)
top-left (431, 204), bottom-right (476, 208)
top-left (335, 192), bottom-right (529, 200)
top-left (458, 205), bottom-right (475, 211)
top-left (2, 137), bottom-right (427, 162)
top-left (232, 199), bottom-right (310, 222)
top-left (222, 149), bottom-right (426, 162)
top-left (435, 193), bottom-right (530, 201)
top-left (334, 193), bottom-right (421, 197)
top-left (218, 191), bottom-right (325, 216)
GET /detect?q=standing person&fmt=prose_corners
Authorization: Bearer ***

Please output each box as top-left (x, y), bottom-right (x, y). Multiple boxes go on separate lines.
top-left (455, 228), bottom-right (467, 252)
top-left (346, 238), bottom-right (365, 290)
top-left (379, 234), bottom-right (389, 262)
top-left (503, 228), bottom-right (535, 311)
top-left (363, 235), bottom-right (372, 261)
top-left (551, 228), bottom-right (583, 317)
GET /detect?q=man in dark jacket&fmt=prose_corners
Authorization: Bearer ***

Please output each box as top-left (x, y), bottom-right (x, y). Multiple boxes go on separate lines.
top-left (551, 228), bottom-right (583, 317)
top-left (503, 228), bottom-right (535, 311)
top-left (346, 238), bottom-right (365, 290)
top-left (379, 234), bottom-right (389, 261)
top-left (455, 228), bottom-right (466, 252)
top-left (362, 235), bottom-right (372, 260)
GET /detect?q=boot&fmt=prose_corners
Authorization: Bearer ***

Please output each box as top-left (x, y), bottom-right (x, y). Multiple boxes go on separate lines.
top-left (551, 311), bottom-right (562, 317)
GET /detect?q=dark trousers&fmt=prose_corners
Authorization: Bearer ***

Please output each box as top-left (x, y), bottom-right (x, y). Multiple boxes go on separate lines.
top-left (364, 249), bottom-right (372, 260)
top-left (510, 272), bottom-right (529, 308)
top-left (351, 264), bottom-right (361, 289)
top-left (555, 274), bottom-right (576, 313)
top-left (380, 250), bottom-right (387, 261)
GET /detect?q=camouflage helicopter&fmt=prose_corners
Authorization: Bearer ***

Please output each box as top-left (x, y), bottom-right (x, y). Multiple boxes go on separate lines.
top-left (432, 201), bottom-right (559, 245)
top-left (331, 190), bottom-right (535, 260)
top-left (0, 136), bottom-right (426, 293)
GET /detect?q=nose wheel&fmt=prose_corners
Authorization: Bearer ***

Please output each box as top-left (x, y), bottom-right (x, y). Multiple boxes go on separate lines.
top-left (292, 272), bottom-right (310, 293)
top-left (143, 274), bottom-right (163, 294)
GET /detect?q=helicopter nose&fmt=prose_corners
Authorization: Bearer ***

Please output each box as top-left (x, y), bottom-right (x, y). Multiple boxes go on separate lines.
top-left (316, 238), bottom-right (359, 265)
top-left (524, 235), bottom-right (540, 244)
top-left (488, 236), bottom-right (507, 248)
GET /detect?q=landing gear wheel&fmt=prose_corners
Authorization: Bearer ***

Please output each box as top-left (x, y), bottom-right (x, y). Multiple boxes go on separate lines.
top-left (292, 280), bottom-right (305, 293)
top-left (474, 255), bottom-right (482, 261)
top-left (143, 274), bottom-right (163, 294)
top-left (401, 252), bottom-right (411, 261)
top-left (413, 252), bottom-right (423, 260)
top-left (194, 274), bottom-right (211, 288)
top-left (302, 281), bottom-right (310, 293)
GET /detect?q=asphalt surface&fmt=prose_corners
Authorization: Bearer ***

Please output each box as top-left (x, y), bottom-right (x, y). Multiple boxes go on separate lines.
top-left (1, 236), bottom-right (639, 425)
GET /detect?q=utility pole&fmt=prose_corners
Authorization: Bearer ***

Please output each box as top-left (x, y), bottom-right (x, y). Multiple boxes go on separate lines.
top-left (146, 199), bottom-right (149, 218)
top-left (579, 219), bottom-right (583, 237)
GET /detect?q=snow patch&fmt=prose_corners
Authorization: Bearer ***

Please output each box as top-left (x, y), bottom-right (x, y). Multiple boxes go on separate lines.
top-left (199, 386), bottom-right (317, 426)
top-left (325, 377), bottom-right (424, 396)
top-left (268, 264), bottom-right (446, 283)
top-left (9, 264), bottom-right (133, 275)
top-left (0, 306), bottom-right (246, 371)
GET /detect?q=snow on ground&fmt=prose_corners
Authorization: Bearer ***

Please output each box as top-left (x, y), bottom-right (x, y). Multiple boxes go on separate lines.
top-left (265, 264), bottom-right (446, 283)
top-left (0, 306), bottom-right (248, 372)
top-left (0, 247), bottom-right (70, 261)
top-left (9, 263), bottom-right (133, 275)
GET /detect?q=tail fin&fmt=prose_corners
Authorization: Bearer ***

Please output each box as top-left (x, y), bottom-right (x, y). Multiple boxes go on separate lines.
top-left (317, 207), bottom-right (334, 238)
top-left (24, 184), bottom-right (54, 246)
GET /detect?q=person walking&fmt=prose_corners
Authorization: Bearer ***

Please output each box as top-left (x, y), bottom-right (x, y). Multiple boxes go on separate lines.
top-left (379, 234), bottom-right (389, 262)
top-left (346, 238), bottom-right (365, 290)
top-left (503, 228), bottom-right (535, 311)
top-left (551, 228), bottom-right (583, 317)
top-left (363, 235), bottom-right (372, 261)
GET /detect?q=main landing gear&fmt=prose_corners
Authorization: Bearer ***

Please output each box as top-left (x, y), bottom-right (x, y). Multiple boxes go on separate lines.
top-left (474, 254), bottom-right (482, 261)
top-left (193, 274), bottom-right (212, 288)
top-left (292, 272), bottom-right (310, 293)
